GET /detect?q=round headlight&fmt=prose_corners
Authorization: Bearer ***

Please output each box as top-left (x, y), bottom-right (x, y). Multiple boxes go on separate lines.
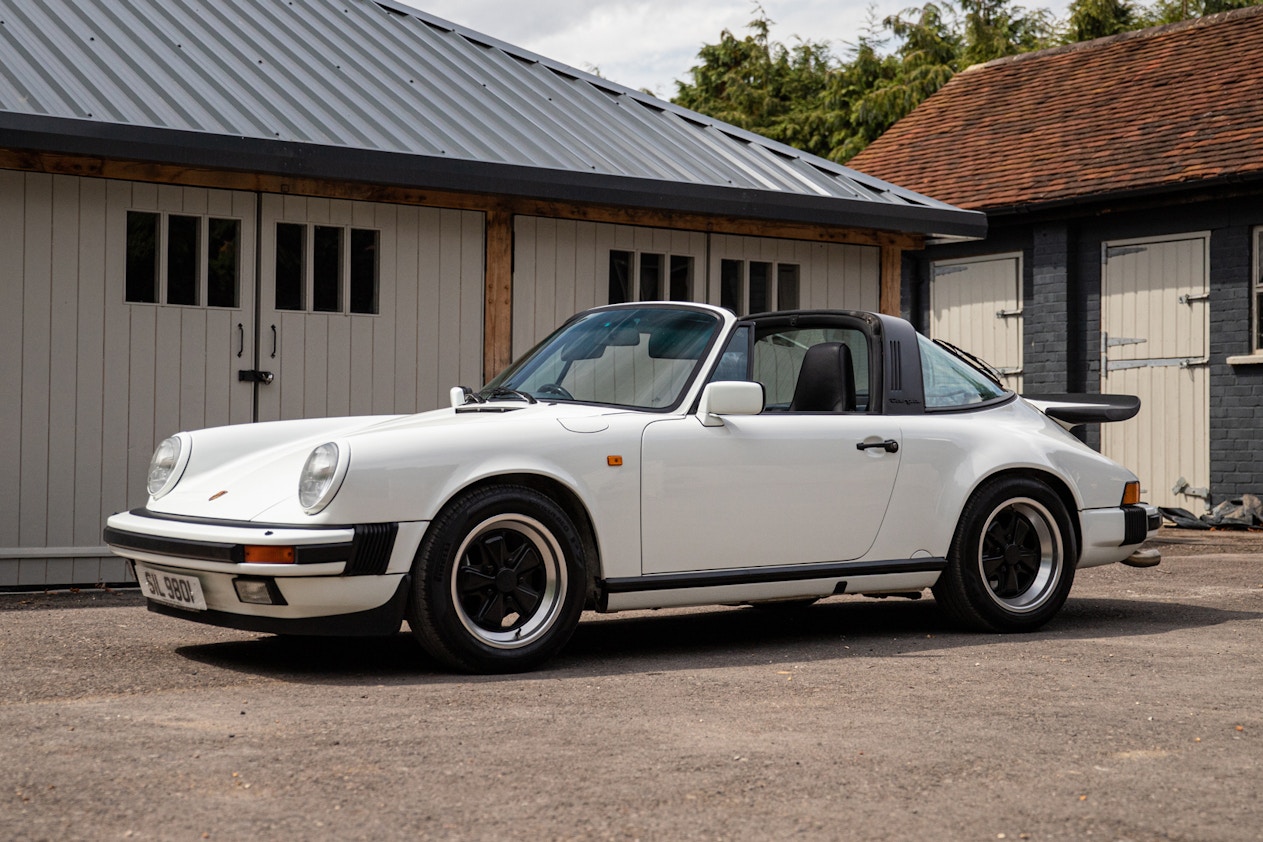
top-left (147, 435), bottom-right (190, 498)
top-left (299, 442), bottom-right (347, 514)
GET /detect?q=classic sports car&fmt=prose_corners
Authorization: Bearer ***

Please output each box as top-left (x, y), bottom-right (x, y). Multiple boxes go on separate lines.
top-left (105, 303), bottom-right (1161, 673)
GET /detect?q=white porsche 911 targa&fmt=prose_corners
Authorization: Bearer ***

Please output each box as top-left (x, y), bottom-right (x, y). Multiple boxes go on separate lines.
top-left (105, 303), bottom-right (1160, 673)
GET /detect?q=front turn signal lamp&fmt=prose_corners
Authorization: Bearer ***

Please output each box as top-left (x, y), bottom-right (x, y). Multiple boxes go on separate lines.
top-left (1121, 481), bottom-right (1142, 506)
top-left (244, 545), bottom-right (295, 564)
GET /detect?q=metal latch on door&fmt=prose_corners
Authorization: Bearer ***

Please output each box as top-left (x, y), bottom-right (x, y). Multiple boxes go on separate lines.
top-left (238, 370), bottom-right (275, 384)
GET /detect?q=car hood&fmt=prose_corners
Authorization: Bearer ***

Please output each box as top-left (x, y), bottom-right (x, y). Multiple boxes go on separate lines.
top-left (147, 402), bottom-right (641, 522)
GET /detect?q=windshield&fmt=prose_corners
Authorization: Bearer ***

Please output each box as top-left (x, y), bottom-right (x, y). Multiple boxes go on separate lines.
top-left (484, 307), bottom-right (722, 410)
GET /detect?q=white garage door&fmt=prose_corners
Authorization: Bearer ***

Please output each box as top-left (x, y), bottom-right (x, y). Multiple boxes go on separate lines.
top-left (1100, 234), bottom-right (1210, 509)
top-left (930, 254), bottom-right (1024, 392)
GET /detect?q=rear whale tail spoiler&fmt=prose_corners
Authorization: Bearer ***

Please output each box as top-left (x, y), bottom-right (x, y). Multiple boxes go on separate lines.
top-left (1023, 393), bottom-right (1141, 425)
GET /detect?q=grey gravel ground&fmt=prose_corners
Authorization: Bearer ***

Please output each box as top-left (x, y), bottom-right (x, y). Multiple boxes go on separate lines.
top-left (2, 528), bottom-right (1260, 841)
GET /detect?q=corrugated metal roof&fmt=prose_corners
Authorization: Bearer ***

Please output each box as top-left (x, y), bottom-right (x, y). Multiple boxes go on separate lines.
top-left (0, 0), bottom-right (985, 237)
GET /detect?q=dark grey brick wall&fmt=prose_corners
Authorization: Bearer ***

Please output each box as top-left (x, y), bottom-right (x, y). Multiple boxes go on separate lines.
top-left (1027, 223), bottom-right (1072, 393)
top-left (1208, 223), bottom-right (1263, 503)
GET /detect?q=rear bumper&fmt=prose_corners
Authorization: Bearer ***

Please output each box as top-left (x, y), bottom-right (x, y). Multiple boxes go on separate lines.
top-left (1078, 503), bottom-right (1161, 569)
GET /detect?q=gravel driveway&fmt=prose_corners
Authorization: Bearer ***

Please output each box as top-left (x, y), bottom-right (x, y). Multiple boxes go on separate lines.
top-left (2, 529), bottom-right (1260, 841)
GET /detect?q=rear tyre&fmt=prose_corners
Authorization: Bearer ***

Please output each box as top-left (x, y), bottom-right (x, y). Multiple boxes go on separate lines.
top-left (933, 476), bottom-right (1077, 632)
top-left (407, 485), bottom-right (586, 673)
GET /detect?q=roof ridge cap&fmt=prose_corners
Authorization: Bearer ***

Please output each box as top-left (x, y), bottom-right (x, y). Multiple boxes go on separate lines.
top-left (966, 5), bottom-right (1263, 72)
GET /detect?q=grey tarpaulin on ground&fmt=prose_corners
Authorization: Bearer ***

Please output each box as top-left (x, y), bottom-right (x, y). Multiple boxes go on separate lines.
top-left (1162, 493), bottom-right (1263, 530)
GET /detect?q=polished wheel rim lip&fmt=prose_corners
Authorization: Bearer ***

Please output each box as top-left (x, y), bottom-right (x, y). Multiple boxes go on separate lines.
top-left (975, 497), bottom-right (1062, 613)
top-left (451, 514), bottom-right (566, 650)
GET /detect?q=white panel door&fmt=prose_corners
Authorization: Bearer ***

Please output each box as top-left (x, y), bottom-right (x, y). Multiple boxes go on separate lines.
top-left (930, 254), bottom-right (1023, 391)
top-left (1101, 235), bottom-right (1210, 509)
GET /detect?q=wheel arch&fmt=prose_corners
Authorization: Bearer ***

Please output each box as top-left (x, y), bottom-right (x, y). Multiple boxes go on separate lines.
top-left (965, 467), bottom-right (1082, 561)
top-left (435, 472), bottom-right (603, 604)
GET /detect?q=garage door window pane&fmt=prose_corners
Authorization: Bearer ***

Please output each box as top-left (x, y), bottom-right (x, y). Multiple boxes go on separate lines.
top-left (166, 215), bottom-right (201, 306)
top-left (125, 212), bottom-right (160, 304)
top-left (778, 264), bottom-right (800, 310)
top-left (720, 259), bottom-right (743, 313)
top-left (609, 251), bottom-right (632, 304)
top-left (207, 218), bottom-right (240, 308)
top-left (639, 253), bottom-right (663, 301)
top-left (275, 223), bottom-right (305, 311)
top-left (350, 229), bottom-right (379, 315)
top-left (749, 262), bottom-right (771, 314)
top-left (313, 227), bottom-right (343, 313)
top-left (670, 256), bottom-right (693, 301)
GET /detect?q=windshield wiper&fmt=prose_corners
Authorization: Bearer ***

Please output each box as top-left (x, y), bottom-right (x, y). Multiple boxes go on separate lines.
top-left (932, 339), bottom-right (1006, 388)
top-left (483, 386), bottom-right (537, 404)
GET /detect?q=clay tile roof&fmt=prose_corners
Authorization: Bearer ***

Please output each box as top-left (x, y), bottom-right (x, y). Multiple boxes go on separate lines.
top-left (848, 6), bottom-right (1263, 213)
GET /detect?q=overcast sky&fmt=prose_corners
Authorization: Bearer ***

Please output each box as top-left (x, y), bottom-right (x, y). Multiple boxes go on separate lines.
top-left (400, 0), bottom-right (1072, 99)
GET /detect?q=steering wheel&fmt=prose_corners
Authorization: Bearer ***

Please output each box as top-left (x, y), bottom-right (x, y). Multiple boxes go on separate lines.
top-left (536, 383), bottom-right (574, 401)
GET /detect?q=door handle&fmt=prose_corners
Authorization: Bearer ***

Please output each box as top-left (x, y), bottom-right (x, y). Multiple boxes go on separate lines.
top-left (236, 323), bottom-right (244, 358)
top-left (270, 324), bottom-right (277, 359)
top-left (856, 439), bottom-right (899, 453)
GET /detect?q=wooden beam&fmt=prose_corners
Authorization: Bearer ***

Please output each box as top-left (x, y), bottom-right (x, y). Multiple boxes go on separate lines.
top-left (483, 208), bottom-right (514, 382)
top-left (880, 243), bottom-right (903, 317)
top-left (0, 150), bottom-right (925, 250)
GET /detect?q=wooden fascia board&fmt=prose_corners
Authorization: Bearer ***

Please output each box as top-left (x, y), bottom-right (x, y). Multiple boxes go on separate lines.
top-left (0, 149), bottom-right (924, 250)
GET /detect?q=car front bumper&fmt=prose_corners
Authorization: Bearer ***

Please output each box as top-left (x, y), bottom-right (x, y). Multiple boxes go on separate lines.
top-left (1078, 503), bottom-right (1162, 569)
top-left (104, 509), bottom-right (426, 636)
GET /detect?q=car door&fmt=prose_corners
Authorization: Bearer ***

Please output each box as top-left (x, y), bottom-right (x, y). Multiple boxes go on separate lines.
top-left (639, 320), bottom-right (903, 574)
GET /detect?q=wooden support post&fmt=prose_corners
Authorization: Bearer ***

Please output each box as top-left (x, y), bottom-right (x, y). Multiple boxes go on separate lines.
top-left (879, 243), bottom-right (902, 317)
top-left (483, 208), bottom-right (514, 383)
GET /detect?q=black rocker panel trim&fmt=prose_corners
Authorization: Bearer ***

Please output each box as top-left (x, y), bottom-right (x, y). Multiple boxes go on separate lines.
top-left (146, 575), bottom-right (411, 637)
top-left (601, 558), bottom-right (946, 594)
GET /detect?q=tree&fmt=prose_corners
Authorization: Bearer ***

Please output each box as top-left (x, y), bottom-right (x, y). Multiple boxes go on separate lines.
top-left (674, 10), bottom-right (845, 157)
top-left (1065, 0), bottom-right (1138, 41)
top-left (671, 0), bottom-right (1263, 163)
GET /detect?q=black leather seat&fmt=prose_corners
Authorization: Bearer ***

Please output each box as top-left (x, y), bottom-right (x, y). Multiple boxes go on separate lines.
top-left (788, 342), bottom-right (856, 412)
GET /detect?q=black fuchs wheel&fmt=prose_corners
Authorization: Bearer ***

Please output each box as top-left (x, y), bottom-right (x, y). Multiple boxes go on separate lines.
top-left (407, 485), bottom-right (587, 673)
top-left (933, 476), bottom-right (1077, 632)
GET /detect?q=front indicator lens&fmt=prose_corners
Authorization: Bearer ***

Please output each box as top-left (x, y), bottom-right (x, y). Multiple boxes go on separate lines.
top-left (298, 442), bottom-right (346, 514)
top-left (147, 435), bottom-right (190, 498)
top-left (244, 545), bottom-right (295, 564)
top-left (1122, 481), bottom-right (1142, 505)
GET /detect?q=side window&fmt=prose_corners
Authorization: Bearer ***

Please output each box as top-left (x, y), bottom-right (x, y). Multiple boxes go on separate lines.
top-left (752, 326), bottom-right (871, 411)
top-left (125, 211), bottom-right (241, 308)
top-left (708, 324), bottom-right (752, 383)
top-left (918, 335), bottom-right (1008, 409)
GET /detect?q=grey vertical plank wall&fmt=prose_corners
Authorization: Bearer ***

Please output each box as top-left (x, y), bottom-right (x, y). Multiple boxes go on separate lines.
top-left (1, 173), bottom-right (256, 585)
top-left (0, 171), bottom-right (27, 586)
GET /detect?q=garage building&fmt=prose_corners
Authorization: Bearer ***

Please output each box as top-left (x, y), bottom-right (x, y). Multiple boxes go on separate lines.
top-left (0, 0), bottom-right (982, 588)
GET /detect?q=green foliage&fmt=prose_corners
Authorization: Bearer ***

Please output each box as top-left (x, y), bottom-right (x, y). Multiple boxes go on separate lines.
top-left (671, 0), bottom-right (1262, 163)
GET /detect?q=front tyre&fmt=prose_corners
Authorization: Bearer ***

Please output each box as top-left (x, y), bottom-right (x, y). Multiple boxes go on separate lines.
top-left (933, 477), bottom-right (1077, 632)
top-left (407, 485), bottom-right (587, 673)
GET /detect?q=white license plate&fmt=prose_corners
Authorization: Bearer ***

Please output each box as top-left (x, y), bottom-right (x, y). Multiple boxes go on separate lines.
top-left (135, 563), bottom-right (207, 611)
